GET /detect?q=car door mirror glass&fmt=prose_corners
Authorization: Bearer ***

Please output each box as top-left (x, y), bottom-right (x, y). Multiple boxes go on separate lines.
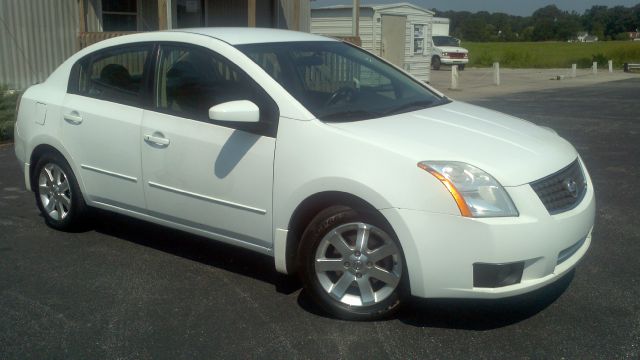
top-left (208, 100), bottom-right (260, 123)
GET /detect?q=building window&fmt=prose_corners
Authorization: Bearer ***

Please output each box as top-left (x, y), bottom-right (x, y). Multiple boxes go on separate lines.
top-left (177, 0), bottom-right (205, 28)
top-left (102, 0), bottom-right (138, 31)
top-left (413, 24), bottom-right (425, 54)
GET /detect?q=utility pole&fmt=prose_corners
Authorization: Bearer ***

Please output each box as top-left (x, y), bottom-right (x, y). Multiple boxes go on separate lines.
top-left (352, 0), bottom-right (360, 36)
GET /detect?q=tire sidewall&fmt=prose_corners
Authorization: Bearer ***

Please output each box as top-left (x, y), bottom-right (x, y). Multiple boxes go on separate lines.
top-left (432, 56), bottom-right (441, 70)
top-left (34, 153), bottom-right (86, 230)
top-left (298, 206), bottom-right (408, 321)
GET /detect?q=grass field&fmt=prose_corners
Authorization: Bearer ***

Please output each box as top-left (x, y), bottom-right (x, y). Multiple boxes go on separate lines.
top-left (464, 41), bottom-right (640, 69)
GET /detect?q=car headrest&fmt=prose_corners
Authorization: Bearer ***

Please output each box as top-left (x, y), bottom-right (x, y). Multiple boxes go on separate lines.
top-left (99, 64), bottom-right (132, 89)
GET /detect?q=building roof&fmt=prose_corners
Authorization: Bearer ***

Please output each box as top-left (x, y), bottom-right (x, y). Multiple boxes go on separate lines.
top-left (173, 27), bottom-right (334, 45)
top-left (432, 17), bottom-right (450, 24)
top-left (313, 2), bottom-right (434, 15)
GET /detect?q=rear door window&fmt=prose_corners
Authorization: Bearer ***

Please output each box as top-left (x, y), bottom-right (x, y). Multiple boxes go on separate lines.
top-left (70, 44), bottom-right (152, 106)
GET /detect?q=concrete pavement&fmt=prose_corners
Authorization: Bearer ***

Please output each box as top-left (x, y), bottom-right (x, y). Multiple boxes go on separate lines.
top-left (429, 67), bottom-right (638, 101)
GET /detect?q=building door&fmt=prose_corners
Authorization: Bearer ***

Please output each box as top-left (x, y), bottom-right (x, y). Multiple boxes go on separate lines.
top-left (381, 15), bottom-right (406, 67)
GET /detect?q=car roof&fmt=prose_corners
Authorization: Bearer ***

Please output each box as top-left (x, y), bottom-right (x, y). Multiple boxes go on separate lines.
top-left (45, 28), bottom-right (338, 92)
top-left (172, 27), bottom-right (335, 45)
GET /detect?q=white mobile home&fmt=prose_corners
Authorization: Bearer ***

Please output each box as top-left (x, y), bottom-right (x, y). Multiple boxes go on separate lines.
top-left (311, 3), bottom-right (434, 82)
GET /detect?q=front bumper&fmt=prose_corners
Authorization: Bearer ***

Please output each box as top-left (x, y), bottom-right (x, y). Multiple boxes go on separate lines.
top-left (381, 173), bottom-right (595, 299)
top-left (441, 58), bottom-right (469, 65)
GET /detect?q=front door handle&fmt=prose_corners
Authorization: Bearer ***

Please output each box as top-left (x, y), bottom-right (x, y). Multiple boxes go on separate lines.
top-left (144, 134), bottom-right (170, 147)
top-left (64, 112), bottom-right (83, 125)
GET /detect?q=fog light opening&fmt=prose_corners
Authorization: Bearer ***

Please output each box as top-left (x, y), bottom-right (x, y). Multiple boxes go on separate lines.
top-left (473, 262), bottom-right (525, 288)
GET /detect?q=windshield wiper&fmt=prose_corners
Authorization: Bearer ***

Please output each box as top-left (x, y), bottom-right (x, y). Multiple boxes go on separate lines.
top-left (320, 98), bottom-right (450, 121)
top-left (382, 98), bottom-right (449, 116)
top-left (320, 110), bottom-right (379, 122)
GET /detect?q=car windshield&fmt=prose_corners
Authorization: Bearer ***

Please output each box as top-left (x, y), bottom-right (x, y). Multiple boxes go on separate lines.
top-left (237, 41), bottom-right (447, 121)
top-left (433, 36), bottom-right (460, 47)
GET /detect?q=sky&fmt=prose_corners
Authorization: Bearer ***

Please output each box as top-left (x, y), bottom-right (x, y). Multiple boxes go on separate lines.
top-left (311, 0), bottom-right (640, 16)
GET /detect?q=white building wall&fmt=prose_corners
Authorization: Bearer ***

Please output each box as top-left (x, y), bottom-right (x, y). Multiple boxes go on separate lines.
top-left (372, 6), bottom-right (433, 82)
top-left (310, 8), bottom-right (375, 47)
top-left (310, 13), bottom-right (356, 37)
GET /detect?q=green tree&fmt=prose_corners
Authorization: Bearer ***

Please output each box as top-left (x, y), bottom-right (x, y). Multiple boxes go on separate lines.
top-left (556, 13), bottom-right (582, 41)
top-left (434, 4), bottom-right (639, 43)
top-left (592, 22), bottom-right (605, 39)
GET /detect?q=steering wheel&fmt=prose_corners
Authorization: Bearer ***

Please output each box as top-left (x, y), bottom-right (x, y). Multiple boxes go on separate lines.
top-left (324, 86), bottom-right (357, 106)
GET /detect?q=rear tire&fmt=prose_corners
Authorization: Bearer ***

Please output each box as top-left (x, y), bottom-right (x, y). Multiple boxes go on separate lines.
top-left (33, 152), bottom-right (88, 231)
top-left (298, 206), bottom-right (407, 321)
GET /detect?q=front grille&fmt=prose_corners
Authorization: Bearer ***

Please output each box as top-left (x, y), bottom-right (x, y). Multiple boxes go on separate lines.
top-left (449, 53), bottom-right (466, 59)
top-left (530, 160), bottom-right (586, 214)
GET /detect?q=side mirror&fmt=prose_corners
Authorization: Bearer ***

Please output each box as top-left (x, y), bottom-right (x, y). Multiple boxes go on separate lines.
top-left (208, 100), bottom-right (259, 123)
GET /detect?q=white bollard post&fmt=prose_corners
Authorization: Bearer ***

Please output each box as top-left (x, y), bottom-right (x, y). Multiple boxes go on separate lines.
top-left (493, 62), bottom-right (500, 86)
top-left (571, 64), bottom-right (577, 78)
top-left (451, 65), bottom-right (459, 90)
top-left (592, 62), bottom-right (598, 75)
top-left (608, 60), bottom-right (613, 73)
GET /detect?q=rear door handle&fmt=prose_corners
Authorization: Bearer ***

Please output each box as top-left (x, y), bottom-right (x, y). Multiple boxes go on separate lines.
top-left (64, 112), bottom-right (83, 125)
top-left (144, 134), bottom-right (170, 147)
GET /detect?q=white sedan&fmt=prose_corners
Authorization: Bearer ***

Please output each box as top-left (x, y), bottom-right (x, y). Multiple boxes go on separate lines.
top-left (14, 28), bottom-right (595, 320)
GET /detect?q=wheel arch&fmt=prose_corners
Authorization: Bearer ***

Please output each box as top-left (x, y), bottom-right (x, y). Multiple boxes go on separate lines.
top-left (28, 141), bottom-right (85, 197)
top-left (30, 144), bottom-right (64, 188)
top-left (282, 191), bottom-right (398, 276)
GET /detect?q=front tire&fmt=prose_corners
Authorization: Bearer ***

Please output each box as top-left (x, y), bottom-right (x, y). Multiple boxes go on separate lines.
top-left (34, 153), bottom-right (88, 231)
top-left (298, 206), bottom-right (406, 320)
top-left (431, 56), bottom-right (441, 70)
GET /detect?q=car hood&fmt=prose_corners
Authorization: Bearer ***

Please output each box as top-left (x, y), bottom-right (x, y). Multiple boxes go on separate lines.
top-left (436, 46), bottom-right (468, 53)
top-left (325, 101), bottom-right (577, 187)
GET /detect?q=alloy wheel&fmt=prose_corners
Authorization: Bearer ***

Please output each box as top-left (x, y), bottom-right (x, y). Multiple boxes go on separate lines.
top-left (314, 222), bottom-right (402, 307)
top-left (38, 163), bottom-right (72, 221)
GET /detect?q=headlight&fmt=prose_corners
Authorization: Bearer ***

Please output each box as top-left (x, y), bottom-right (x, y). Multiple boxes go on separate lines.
top-left (418, 161), bottom-right (518, 218)
top-left (442, 52), bottom-right (449, 56)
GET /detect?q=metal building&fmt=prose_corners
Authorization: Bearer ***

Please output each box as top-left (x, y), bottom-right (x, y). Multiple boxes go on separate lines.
top-left (0, 0), bottom-right (310, 90)
top-left (311, 2), bottom-right (433, 82)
